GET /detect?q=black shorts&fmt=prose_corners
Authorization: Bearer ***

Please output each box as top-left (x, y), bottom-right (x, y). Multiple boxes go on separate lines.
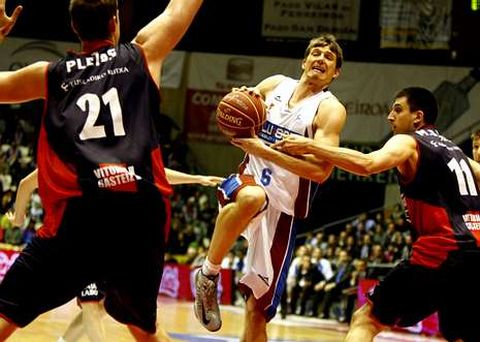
top-left (0, 189), bottom-right (168, 334)
top-left (369, 250), bottom-right (480, 341)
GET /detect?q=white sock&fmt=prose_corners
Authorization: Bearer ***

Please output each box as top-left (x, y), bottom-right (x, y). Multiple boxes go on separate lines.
top-left (57, 338), bottom-right (67, 342)
top-left (202, 258), bottom-right (221, 276)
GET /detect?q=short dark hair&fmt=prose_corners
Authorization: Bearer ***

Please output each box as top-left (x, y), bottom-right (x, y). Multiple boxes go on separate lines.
top-left (471, 129), bottom-right (480, 140)
top-left (304, 34), bottom-right (343, 69)
top-left (70, 0), bottom-right (118, 41)
top-left (395, 87), bottom-right (438, 125)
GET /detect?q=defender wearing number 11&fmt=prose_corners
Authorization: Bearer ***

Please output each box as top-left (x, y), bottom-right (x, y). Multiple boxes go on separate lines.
top-left (274, 87), bottom-right (480, 342)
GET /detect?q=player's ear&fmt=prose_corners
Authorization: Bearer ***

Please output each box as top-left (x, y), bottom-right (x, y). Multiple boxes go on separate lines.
top-left (301, 58), bottom-right (306, 72)
top-left (332, 68), bottom-right (341, 80)
top-left (70, 20), bottom-right (78, 36)
top-left (413, 110), bottom-right (424, 128)
top-left (108, 15), bottom-right (117, 34)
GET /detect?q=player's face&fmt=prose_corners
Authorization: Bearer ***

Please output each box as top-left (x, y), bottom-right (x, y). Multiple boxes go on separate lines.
top-left (473, 137), bottom-right (480, 162)
top-left (387, 96), bottom-right (417, 134)
top-left (302, 46), bottom-right (339, 84)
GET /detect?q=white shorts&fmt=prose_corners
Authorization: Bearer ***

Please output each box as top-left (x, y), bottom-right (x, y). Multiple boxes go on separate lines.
top-left (217, 174), bottom-right (297, 321)
top-left (239, 204), bottom-right (296, 321)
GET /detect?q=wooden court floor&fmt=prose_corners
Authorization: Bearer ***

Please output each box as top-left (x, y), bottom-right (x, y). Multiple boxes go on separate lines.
top-left (7, 295), bottom-right (446, 341)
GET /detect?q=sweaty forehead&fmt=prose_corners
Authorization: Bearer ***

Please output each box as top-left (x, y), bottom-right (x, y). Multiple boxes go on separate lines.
top-left (310, 45), bottom-right (334, 54)
top-left (393, 96), bottom-right (409, 109)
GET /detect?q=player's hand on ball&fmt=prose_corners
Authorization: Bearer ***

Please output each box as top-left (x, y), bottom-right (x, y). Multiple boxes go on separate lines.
top-left (232, 86), bottom-right (263, 100)
top-left (231, 136), bottom-right (269, 155)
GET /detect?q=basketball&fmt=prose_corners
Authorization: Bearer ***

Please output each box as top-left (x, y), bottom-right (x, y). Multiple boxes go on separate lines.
top-left (216, 90), bottom-right (267, 138)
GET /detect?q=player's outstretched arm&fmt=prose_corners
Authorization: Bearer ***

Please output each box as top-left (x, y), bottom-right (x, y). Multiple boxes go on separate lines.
top-left (5, 169), bottom-right (38, 227)
top-left (133, 0), bottom-right (203, 83)
top-left (165, 168), bottom-right (223, 186)
top-left (0, 62), bottom-right (48, 103)
top-left (274, 134), bottom-right (416, 177)
top-left (0, 0), bottom-right (22, 42)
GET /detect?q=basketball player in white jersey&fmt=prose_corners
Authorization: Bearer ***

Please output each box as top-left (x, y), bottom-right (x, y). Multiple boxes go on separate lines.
top-left (194, 34), bottom-right (347, 342)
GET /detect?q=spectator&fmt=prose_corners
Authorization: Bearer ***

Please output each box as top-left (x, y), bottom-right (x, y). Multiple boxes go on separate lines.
top-left (341, 258), bottom-right (368, 323)
top-left (319, 249), bottom-right (352, 320)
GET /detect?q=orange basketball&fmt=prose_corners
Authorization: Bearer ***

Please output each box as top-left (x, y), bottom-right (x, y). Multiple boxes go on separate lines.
top-left (216, 90), bottom-right (267, 138)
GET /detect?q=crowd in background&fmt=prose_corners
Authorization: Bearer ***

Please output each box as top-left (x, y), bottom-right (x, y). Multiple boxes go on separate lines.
top-left (0, 110), bottom-right (411, 323)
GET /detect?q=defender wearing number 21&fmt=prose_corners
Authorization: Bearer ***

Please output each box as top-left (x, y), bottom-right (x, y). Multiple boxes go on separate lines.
top-left (274, 87), bottom-right (480, 342)
top-left (0, 0), bottom-right (204, 340)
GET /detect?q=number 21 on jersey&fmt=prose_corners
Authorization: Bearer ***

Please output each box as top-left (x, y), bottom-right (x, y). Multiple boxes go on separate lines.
top-left (77, 87), bottom-right (125, 140)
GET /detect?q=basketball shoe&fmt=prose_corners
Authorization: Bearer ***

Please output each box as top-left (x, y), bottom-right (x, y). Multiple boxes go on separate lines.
top-left (193, 269), bottom-right (222, 332)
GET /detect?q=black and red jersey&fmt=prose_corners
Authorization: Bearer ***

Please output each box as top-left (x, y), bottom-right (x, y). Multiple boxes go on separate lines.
top-left (37, 42), bottom-right (172, 237)
top-left (399, 127), bottom-right (480, 268)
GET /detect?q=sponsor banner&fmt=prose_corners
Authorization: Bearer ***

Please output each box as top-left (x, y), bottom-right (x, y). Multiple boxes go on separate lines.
top-left (187, 53), bottom-right (301, 90)
top-left (358, 279), bottom-right (440, 336)
top-left (185, 53), bottom-right (301, 143)
top-left (0, 249), bottom-right (20, 282)
top-left (333, 63), bottom-right (480, 144)
top-left (380, 0), bottom-right (452, 49)
top-left (185, 52), bottom-right (480, 144)
top-left (184, 89), bottom-right (229, 144)
top-left (159, 263), bottom-right (233, 304)
top-left (0, 37), bottom-right (184, 89)
top-left (262, 0), bottom-right (360, 40)
top-left (161, 51), bottom-right (186, 89)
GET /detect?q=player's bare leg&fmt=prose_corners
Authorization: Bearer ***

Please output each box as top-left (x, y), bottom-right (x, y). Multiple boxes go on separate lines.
top-left (208, 185), bottom-right (266, 265)
top-left (81, 301), bottom-right (106, 342)
top-left (195, 185), bottom-right (266, 331)
top-left (60, 311), bottom-right (84, 341)
top-left (241, 295), bottom-right (267, 342)
top-left (344, 303), bottom-right (385, 342)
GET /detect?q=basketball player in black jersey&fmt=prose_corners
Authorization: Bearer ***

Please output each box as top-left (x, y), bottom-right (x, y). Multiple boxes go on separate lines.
top-left (274, 87), bottom-right (480, 342)
top-left (0, 0), bottom-right (203, 341)
top-left (4, 167), bottom-right (222, 342)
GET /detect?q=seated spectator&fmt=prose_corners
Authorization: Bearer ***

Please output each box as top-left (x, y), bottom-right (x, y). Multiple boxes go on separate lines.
top-left (358, 233), bottom-right (372, 259)
top-left (319, 249), bottom-right (353, 320)
top-left (289, 255), bottom-right (320, 315)
top-left (340, 258), bottom-right (368, 323)
top-left (311, 247), bottom-right (333, 280)
top-left (221, 251), bottom-right (235, 269)
top-left (21, 220), bottom-right (36, 246)
top-left (286, 245), bottom-right (309, 299)
top-left (368, 243), bottom-right (386, 265)
top-left (4, 225), bottom-right (22, 245)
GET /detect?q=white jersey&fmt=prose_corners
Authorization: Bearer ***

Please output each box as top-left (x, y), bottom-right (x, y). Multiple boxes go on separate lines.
top-left (239, 77), bottom-right (337, 217)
